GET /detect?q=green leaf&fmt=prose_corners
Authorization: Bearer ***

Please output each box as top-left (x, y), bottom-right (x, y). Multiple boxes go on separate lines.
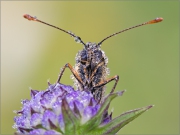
top-left (61, 98), bottom-right (80, 134)
top-left (88, 105), bottom-right (153, 135)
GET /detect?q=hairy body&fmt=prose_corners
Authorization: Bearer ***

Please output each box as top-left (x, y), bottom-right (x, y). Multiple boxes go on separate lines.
top-left (72, 42), bottom-right (110, 101)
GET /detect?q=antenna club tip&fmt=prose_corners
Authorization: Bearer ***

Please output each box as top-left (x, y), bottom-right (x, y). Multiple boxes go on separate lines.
top-left (23, 14), bottom-right (37, 21)
top-left (148, 17), bottom-right (163, 24)
top-left (155, 17), bottom-right (163, 22)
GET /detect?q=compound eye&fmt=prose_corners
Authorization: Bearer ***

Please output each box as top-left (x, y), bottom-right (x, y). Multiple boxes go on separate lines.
top-left (80, 50), bottom-right (87, 64)
top-left (94, 50), bottom-right (102, 60)
top-left (81, 55), bottom-right (87, 61)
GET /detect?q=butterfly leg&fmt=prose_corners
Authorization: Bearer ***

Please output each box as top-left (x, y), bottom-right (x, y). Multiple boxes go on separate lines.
top-left (93, 75), bottom-right (119, 94)
top-left (57, 63), bottom-right (84, 86)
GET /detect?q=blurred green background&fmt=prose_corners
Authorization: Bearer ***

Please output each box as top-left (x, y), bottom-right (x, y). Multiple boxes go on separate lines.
top-left (1, 1), bottom-right (179, 134)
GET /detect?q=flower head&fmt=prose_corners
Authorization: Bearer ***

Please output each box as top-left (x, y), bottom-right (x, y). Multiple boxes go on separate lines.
top-left (13, 82), bottom-right (153, 135)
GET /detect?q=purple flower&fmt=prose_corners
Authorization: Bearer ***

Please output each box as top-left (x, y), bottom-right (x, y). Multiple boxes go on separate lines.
top-left (13, 82), bottom-right (153, 135)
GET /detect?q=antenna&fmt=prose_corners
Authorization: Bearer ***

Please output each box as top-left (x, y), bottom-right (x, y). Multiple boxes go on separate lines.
top-left (23, 14), bottom-right (86, 46)
top-left (97, 17), bottom-right (163, 46)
